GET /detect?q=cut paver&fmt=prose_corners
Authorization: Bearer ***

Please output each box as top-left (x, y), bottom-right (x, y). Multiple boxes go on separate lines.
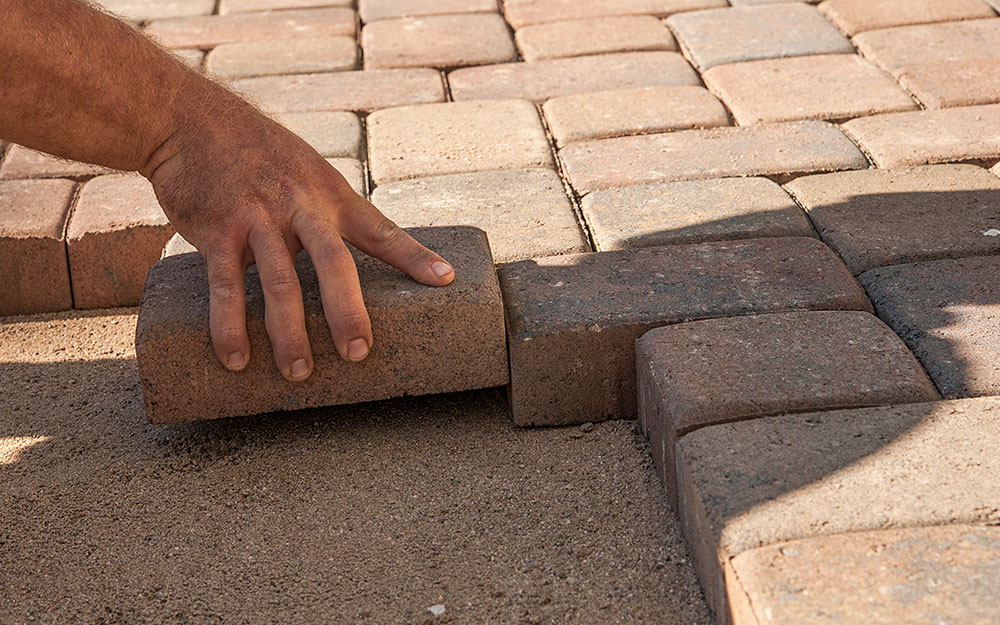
top-left (676, 397), bottom-right (1000, 622)
top-left (273, 111), bottom-right (362, 158)
top-left (665, 4), bottom-right (853, 70)
top-left (0, 179), bottom-right (75, 316)
top-left (560, 120), bottom-right (867, 194)
top-left (145, 8), bottom-right (357, 49)
top-left (786, 164), bottom-right (1000, 275)
top-left (96, 0), bottom-right (215, 21)
top-left (860, 255), bottom-right (1000, 398)
top-left (448, 52), bottom-right (700, 103)
top-left (818, 0), bottom-right (995, 36)
top-left (542, 85), bottom-right (729, 146)
top-left (504, 0), bottom-right (728, 29)
top-left (137, 226), bottom-right (507, 424)
top-left (359, 0), bottom-right (499, 23)
top-left (842, 103), bottom-right (1000, 167)
top-left (499, 237), bottom-right (872, 426)
top-left (582, 177), bottom-right (813, 251)
top-left (366, 99), bottom-right (553, 185)
top-left (361, 14), bottom-right (515, 70)
top-left (0, 145), bottom-right (114, 180)
top-left (371, 168), bottom-right (587, 262)
top-left (233, 68), bottom-right (445, 113)
top-left (327, 158), bottom-right (366, 196)
top-left (703, 54), bottom-right (917, 125)
top-left (728, 526), bottom-right (1000, 625)
top-left (515, 15), bottom-right (677, 62)
top-left (636, 310), bottom-right (938, 504)
top-left (205, 36), bottom-right (358, 79)
top-left (67, 174), bottom-right (175, 309)
top-left (220, 0), bottom-right (353, 14)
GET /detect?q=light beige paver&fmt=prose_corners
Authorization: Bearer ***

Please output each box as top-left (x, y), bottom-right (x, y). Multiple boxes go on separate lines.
top-left (361, 14), bottom-right (516, 70)
top-left (582, 177), bottom-right (813, 251)
top-left (515, 16), bottom-right (676, 62)
top-left (448, 52), bottom-right (700, 103)
top-left (96, 0), bottom-right (215, 21)
top-left (0, 145), bottom-right (114, 180)
top-left (359, 0), bottom-right (499, 23)
top-left (504, 0), bottom-right (728, 29)
top-left (371, 168), bottom-right (587, 262)
top-left (173, 48), bottom-right (205, 70)
top-left (703, 54), bottom-right (917, 125)
top-left (145, 8), bottom-right (357, 49)
top-left (560, 121), bottom-right (868, 194)
top-left (842, 103), bottom-right (1000, 167)
top-left (220, 0), bottom-right (353, 14)
top-left (206, 36), bottom-right (358, 78)
top-left (327, 158), bottom-right (366, 196)
top-left (273, 111), bottom-right (362, 158)
top-left (818, 0), bottom-right (995, 36)
top-left (367, 100), bottom-right (553, 185)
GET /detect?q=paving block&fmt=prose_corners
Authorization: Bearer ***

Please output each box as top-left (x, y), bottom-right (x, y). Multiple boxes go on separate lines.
top-left (327, 158), bottom-right (366, 196)
top-left (703, 54), bottom-right (917, 125)
top-left (367, 100), bottom-right (553, 185)
top-left (676, 397), bottom-right (1000, 623)
top-left (786, 164), bottom-right (1000, 275)
top-left (582, 177), bottom-right (813, 251)
top-left (220, 0), bottom-right (353, 14)
top-left (96, 0), bottom-right (215, 21)
top-left (273, 111), bottom-right (362, 158)
top-left (515, 15), bottom-right (676, 62)
top-left (842, 103), bottom-right (1000, 168)
top-left (560, 121), bottom-right (868, 194)
top-left (665, 4), bottom-right (852, 70)
top-left (362, 14), bottom-right (515, 70)
top-left (145, 8), bottom-right (357, 49)
top-left (499, 237), bottom-right (872, 426)
top-left (173, 48), bottom-right (205, 70)
top-left (0, 179), bottom-right (75, 316)
top-left (504, 0), bottom-right (728, 29)
top-left (162, 232), bottom-right (197, 257)
top-left (67, 174), bottom-right (174, 309)
top-left (448, 52), bottom-right (700, 103)
top-left (728, 526), bottom-right (1000, 625)
top-left (371, 168), bottom-right (587, 262)
top-left (205, 36), bottom-right (358, 79)
top-left (359, 0), bottom-right (498, 23)
top-left (542, 85), bottom-right (729, 146)
top-left (0, 145), bottom-right (114, 180)
top-left (233, 68), bottom-right (445, 113)
top-left (137, 226), bottom-right (507, 424)
top-left (637, 310), bottom-right (938, 505)
top-left (818, 0), bottom-right (995, 36)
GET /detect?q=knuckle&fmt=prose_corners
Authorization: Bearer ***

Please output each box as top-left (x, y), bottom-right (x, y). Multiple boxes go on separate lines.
top-left (209, 277), bottom-right (243, 302)
top-left (264, 268), bottom-right (301, 297)
top-left (313, 240), bottom-right (354, 269)
top-left (371, 217), bottom-right (404, 248)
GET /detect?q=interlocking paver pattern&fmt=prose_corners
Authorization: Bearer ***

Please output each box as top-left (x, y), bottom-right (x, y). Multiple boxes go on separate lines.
top-left (145, 8), bottom-right (357, 49)
top-left (358, 0), bottom-right (499, 23)
top-left (504, 0), bottom-right (728, 29)
top-left (515, 16), bottom-right (676, 62)
top-left (361, 14), bottom-right (515, 70)
top-left (274, 111), bottom-right (362, 158)
top-left (818, 0), bottom-right (996, 36)
top-left (205, 36), bottom-right (358, 78)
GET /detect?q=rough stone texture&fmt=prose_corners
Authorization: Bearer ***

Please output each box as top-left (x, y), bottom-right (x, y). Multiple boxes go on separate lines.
top-left (371, 168), bottom-right (587, 262)
top-left (367, 100), bottom-right (553, 185)
top-left (515, 15), bottom-right (677, 62)
top-left (854, 20), bottom-right (1000, 109)
top-left (677, 397), bottom-right (1000, 623)
top-left (560, 121), bottom-right (868, 194)
top-left (728, 526), bottom-right (1000, 625)
top-left (665, 4), bottom-right (853, 70)
top-left (205, 36), bottom-right (358, 79)
top-left (362, 14), bottom-right (515, 70)
top-left (703, 54), bottom-right (917, 125)
top-left (582, 177), bottom-right (814, 251)
top-left (273, 111), bottom-right (362, 158)
top-left (0, 179), bottom-right (75, 316)
top-left (145, 8), bottom-right (357, 49)
top-left (233, 68), bottom-right (445, 113)
top-left (818, 0), bottom-right (995, 36)
top-left (0, 145), bottom-right (114, 180)
top-left (637, 311), bottom-right (939, 505)
top-left (504, 0), bottom-right (728, 29)
top-left (785, 164), bottom-right (1000, 275)
top-left (327, 157), bottom-right (366, 196)
top-left (448, 52), bottom-right (700, 103)
top-left (137, 227), bottom-right (507, 424)
top-left (842, 103), bottom-right (1000, 167)
top-left (499, 237), bottom-right (872, 426)
top-left (359, 0), bottom-right (499, 23)
top-left (542, 85), bottom-right (729, 146)
top-left (67, 174), bottom-right (175, 309)
top-left (860, 255), bottom-right (1000, 399)
top-left (220, 0), bottom-right (353, 14)
top-left (96, 0), bottom-right (215, 21)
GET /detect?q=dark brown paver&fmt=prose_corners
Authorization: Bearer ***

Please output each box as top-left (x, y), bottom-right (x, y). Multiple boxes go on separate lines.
top-left (0, 145), bottom-right (114, 180)
top-left (273, 111), bottom-right (362, 158)
top-left (358, 0), bottom-right (498, 23)
top-left (499, 237), bottom-right (872, 427)
top-left (786, 164), bottom-right (1000, 275)
top-left (515, 15), bottom-right (676, 62)
top-left (145, 8), bottom-right (357, 49)
top-left (205, 36), bottom-right (359, 79)
top-left (362, 14), bottom-right (516, 70)
top-left (504, 0), bottom-right (727, 29)
top-left (137, 226), bottom-right (507, 424)
top-left (818, 0), bottom-right (995, 36)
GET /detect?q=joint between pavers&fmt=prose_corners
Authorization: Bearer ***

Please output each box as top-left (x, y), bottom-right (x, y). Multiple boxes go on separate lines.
top-left (61, 180), bottom-right (85, 310)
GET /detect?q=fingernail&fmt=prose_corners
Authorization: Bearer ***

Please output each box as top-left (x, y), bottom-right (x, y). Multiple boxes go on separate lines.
top-left (289, 358), bottom-right (310, 380)
top-left (227, 351), bottom-right (245, 370)
top-left (347, 338), bottom-right (369, 361)
top-left (431, 260), bottom-right (453, 278)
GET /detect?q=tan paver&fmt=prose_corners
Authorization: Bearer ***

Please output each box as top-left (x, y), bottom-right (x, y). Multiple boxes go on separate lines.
top-left (173, 48), bottom-right (205, 70)
top-left (542, 85), bottom-right (729, 146)
top-left (504, 0), bottom-right (728, 29)
top-left (361, 14), bottom-right (516, 70)
top-left (842, 103), bottom-right (1000, 167)
top-left (515, 15), bottom-right (676, 62)
top-left (371, 168), bottom-right (587, 263)
top-left (359, 0), bottom-right (499, 23)
top-left (448, 52), bottom-right (700, 103)
top-left (367, 100), bottom-right (553, 185)
top-left (665, 4), bottom-right (853, 70)
top-left (818, 0), bottom-right (995, 36)
top-left (96, 0), bottom-right (215, 21)
top-left (582, 177), bottom-right (813, 251)
top-left (0, 145), bottom-right (114, 180)
top-left (234, 68), bottom-right (445, 113)
top-left (327, 158), bottom-right (366, 196)
top-left (220, 0), bottom-right (353, 14)
top-left (145, 8), bottom-right (357, 49)
top-left (206, 36), bottom-right (358, 79)
top-left (560, 121), bottom-right (868, 194)
top-left (704, 54), bottom-right (917, 125)
top-left (273, 111), bottom-right (362, 158)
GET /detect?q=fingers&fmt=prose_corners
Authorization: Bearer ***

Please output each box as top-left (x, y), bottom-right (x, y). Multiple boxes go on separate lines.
top-left (205, 243), bottom-right (251, 373)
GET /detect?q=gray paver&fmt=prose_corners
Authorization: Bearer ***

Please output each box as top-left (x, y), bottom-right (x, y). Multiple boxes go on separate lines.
top-left (273, 111), bottom-right (362, 159)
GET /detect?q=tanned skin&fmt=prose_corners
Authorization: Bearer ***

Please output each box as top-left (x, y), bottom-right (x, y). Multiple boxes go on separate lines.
top-left (0, 0), bottom-right (455, 382)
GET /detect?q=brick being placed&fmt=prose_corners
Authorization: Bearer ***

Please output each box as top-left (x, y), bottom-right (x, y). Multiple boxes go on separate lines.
top-left (498, 237), bottom-right (872, 427)
top-left (136, 226), bottom-right (508, 424)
